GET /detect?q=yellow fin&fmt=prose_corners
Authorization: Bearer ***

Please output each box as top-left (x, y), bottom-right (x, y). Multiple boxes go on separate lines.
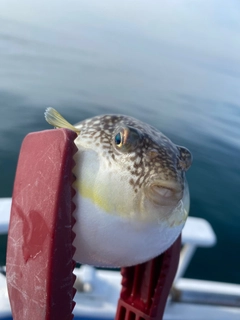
top-left (44, 107), bottom-right (80, 134)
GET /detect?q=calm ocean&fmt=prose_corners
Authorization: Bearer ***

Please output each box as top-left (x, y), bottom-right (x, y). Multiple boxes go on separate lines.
top-left (0, 0), bottom-right (240, 284)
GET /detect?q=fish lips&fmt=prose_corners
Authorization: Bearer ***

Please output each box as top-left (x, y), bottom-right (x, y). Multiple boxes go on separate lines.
top-left (146, 181), bottom-right (183, 208)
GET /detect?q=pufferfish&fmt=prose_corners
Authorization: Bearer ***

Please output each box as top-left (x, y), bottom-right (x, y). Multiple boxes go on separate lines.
top-left (45, 108), bottom-right (192, 268)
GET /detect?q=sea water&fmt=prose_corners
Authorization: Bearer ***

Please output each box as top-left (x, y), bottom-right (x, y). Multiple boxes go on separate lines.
top-left (0, 0), bottom-right (240, 284)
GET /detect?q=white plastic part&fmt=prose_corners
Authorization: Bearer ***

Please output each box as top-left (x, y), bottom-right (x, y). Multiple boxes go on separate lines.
top-left (182, 216), bottom-right (216, 247)
top-left (0, 198), bottom-right (11, 234)
top-left (174, 216), bottom-right (216, 282)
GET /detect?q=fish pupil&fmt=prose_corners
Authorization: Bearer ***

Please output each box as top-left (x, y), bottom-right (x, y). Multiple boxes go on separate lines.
top-left (115, 133), bottom-right (122, 146)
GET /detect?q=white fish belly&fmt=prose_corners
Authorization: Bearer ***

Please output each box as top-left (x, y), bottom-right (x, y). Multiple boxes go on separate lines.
top-left (72, 193), bottom-right (183, 267)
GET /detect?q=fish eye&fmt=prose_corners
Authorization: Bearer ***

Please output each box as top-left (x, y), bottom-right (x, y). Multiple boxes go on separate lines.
top-left (115, 132), bottom-right (123, 147)
top-left (114, 126), bottom-right (140, 152)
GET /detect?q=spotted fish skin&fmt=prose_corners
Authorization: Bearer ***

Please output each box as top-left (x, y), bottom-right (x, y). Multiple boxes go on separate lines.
top-left (79, 115), bottom-right (188, 185)
top-left (71, 114), bottom-right (192, 267)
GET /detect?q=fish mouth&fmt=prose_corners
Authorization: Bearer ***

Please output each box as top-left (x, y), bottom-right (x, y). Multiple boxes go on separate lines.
top-left (146, 180), bottom-right (183, 207)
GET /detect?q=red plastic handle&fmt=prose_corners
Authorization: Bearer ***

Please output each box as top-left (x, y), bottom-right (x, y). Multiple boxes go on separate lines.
top-left (6, 129), bottom-right (77, 320)
top-left (115, 235), bottom-right (181, 320)
top-left (6, 127), bottom-right (181, 320)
